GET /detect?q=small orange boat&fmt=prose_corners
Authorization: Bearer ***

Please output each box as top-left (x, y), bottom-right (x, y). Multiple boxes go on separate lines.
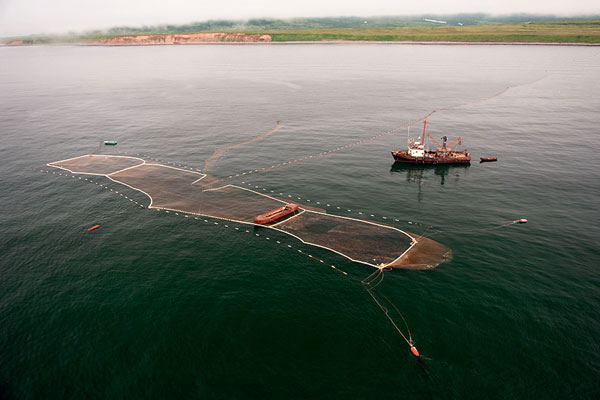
top-left (254, 204), bottom-right (299, 225)
top-left (87, 224), bottom-right (100, 231)
top-left (480, 157), bottom-right (498, 162)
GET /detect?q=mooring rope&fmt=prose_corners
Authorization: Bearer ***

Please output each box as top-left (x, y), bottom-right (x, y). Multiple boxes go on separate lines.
top-left (422, 220), bottom-right (522, 239)
top-left (361, 266), bottom-right (414, 348)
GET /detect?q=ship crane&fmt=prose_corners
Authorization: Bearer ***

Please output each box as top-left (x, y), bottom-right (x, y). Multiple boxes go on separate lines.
top-left (427, 133), bottom-right (463, 152)
top-left (446, 136), bottom-right (463, 148)
top-left (427, 133), bottom-right (443, 148)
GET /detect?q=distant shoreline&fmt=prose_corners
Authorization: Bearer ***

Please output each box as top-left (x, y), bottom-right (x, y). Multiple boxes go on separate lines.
top-left (4, 41), bottom-right (600, 47)
top-left (4, 20), bottom-right (600, 46)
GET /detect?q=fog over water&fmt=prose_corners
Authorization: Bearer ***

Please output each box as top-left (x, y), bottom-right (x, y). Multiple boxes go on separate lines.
top-left (1, 0), bottom-right (600, 35)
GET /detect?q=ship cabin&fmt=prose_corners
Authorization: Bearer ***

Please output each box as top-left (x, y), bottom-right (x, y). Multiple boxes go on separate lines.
top-left (408, 141), bottom-right (425, 158)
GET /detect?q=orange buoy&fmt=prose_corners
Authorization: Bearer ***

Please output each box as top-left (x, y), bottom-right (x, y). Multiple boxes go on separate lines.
top-left (517, 219), bottom-right (528, 224)
top-left (87, 224), bottom-right (100, 231)
top-left (410, 345), bottom-right (420, 358)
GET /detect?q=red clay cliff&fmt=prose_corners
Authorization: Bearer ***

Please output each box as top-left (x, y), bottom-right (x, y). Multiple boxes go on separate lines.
top-left (92, 33), bottom-right (272, 45)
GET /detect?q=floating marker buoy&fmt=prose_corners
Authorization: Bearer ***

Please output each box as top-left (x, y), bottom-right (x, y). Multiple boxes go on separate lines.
top-left (517, 219), bottom-right (528, 224)
top-left (87, 224), bottom-right (100, 231)
top-left (410, 345), bottom-right (420, 358)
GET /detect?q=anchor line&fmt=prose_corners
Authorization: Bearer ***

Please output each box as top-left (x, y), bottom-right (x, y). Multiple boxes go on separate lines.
top-left (362, 268), bottom-right (414, 348)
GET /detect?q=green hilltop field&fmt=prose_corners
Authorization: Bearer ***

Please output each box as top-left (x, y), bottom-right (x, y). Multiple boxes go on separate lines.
top-left (258, 20), bottom-right (600, 43)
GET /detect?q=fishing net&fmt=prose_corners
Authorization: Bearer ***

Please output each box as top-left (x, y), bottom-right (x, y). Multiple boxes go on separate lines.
top-left (48, 154), bottom-right (450, 269)
top-left (44, 78), bottom-right (546, 357)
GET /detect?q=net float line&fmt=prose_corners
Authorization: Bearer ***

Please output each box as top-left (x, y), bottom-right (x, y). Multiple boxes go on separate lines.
top-left (203, 120), bottom-right (281, 173)
top-left (39, 169), bottom-right (148, 209)
top-left (118, 151), bottom-right (204, 173)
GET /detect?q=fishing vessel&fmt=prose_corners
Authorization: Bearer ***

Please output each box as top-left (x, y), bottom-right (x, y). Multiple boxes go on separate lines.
top-left (391, 121), bottom-right (471, 165)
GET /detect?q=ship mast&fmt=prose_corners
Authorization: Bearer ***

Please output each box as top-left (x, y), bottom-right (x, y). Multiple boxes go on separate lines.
top-left (422, 120), bottom-right (427, 148)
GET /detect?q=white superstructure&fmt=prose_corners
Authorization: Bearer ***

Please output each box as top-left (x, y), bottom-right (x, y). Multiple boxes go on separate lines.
top-left (408, 141), bottom-right (425, 158)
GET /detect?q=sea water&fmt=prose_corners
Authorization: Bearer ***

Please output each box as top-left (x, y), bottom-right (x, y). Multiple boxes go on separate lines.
top-left (1, 44), bottom-right (599, 398)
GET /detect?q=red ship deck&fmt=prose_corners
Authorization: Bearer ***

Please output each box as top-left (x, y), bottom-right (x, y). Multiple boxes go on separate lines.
top-left (391, 150), bottom-right (471, 165)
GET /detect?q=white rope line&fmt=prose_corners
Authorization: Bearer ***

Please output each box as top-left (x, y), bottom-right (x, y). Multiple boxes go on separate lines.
top-left (191, 176), bottom-right (207, 185)
top-left (118, 151), bottom-right (205, 173)
top-left (106, 163), bottom-right (147, 176)
top-left (136, 163), bottom-right (205, 177)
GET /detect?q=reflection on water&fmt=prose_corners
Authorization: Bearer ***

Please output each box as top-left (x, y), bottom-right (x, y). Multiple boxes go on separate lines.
top-left (390, 162), bottom-right (470, 201)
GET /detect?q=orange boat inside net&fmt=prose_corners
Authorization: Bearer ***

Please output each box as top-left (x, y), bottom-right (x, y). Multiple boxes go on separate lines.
top-left (48, 154), bottom-right (450, 269)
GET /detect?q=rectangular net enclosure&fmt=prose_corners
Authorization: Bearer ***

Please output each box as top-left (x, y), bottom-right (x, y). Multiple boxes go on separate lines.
top-left (48, 154), bottom-right (450, 269)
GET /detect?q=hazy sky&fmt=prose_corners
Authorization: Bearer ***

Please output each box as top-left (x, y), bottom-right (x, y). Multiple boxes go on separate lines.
top-left (1, 0), bottom-right (599, 36)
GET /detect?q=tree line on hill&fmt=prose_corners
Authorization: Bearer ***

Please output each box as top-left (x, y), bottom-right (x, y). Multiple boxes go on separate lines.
top-left (89, 14), bottom-right (597, 36)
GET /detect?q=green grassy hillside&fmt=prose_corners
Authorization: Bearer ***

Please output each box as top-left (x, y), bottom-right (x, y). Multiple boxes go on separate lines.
top-left (3, 19), bottom-right (600, 45)
top-left (257, 20), bottom-right (600, 43)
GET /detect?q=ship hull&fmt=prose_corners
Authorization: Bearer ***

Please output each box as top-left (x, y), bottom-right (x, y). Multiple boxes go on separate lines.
top-left (391, 150), bottom-right (471, 165)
